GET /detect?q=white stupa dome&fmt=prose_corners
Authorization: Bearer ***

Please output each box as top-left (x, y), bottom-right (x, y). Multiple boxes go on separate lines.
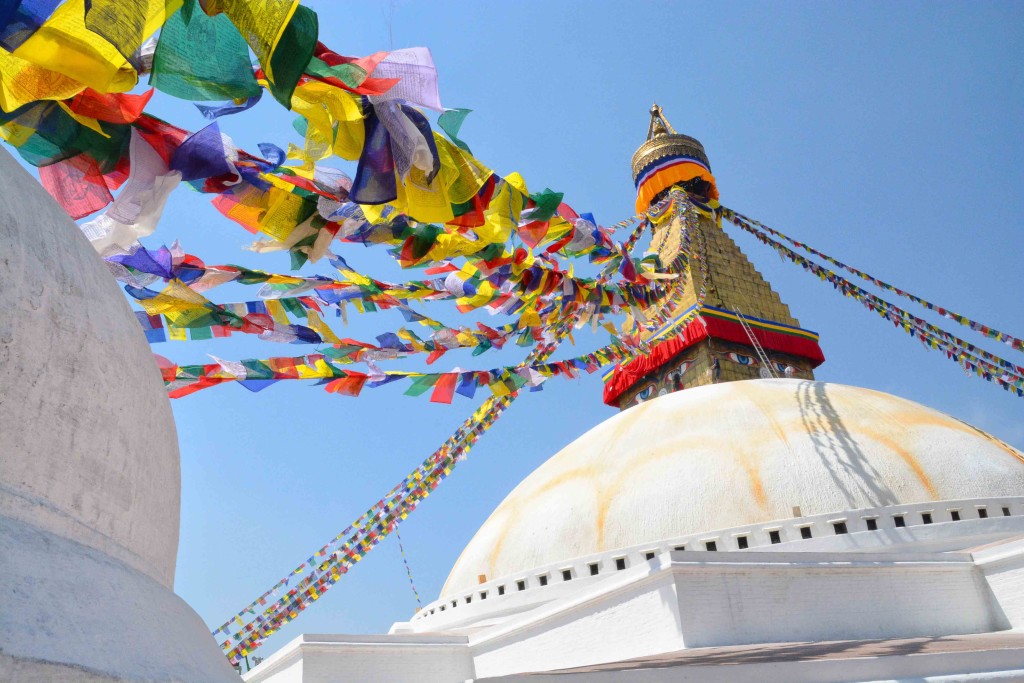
top-left (442, 379), bottom-right (1024, 597)
top-left (0, 149), bottom-right (236, 680)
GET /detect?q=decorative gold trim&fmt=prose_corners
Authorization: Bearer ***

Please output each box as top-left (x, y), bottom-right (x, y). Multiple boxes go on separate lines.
top-left (632, 104), bottom-right (710, 181)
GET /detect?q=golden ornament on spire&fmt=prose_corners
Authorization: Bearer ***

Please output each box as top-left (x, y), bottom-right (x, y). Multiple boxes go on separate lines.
top-left (631, 105), bottom-right (717, 212)
top-left (645, 103), bottom-right (677, 139)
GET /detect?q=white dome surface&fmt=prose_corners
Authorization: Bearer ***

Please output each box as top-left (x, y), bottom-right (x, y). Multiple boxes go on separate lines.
top-left (0, 148), bottom-right (237, 680)
top-left (443, 379), bottom-right (1024, 597)
top-left (0, 149), bottom-right (179, 586)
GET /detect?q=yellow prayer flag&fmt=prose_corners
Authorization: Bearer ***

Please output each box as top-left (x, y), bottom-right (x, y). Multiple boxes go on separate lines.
top-left (264, 300), bottom-right (291, 326)
top-left (305, 310), bottom-right (341, 344)
top-left (203, 0), bottom-right (298, 86)
top-left (4, 0), bottom-right (140, 107)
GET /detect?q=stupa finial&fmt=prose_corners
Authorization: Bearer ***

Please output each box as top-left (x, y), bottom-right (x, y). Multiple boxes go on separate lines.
top-left (631, 105), bottom-right (713, 210)
top-left (646, 103), bottom-right (677, 140)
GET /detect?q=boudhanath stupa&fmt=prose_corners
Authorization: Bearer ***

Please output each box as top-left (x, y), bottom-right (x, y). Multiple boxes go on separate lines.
top-left (236, 108), bottom-right (1024, 683)
top-left (5, 100), bottom-right (1024, 683)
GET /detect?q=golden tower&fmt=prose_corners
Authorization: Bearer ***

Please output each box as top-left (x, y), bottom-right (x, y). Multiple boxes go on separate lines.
top-left (604, 106), bottom-right (824, 409)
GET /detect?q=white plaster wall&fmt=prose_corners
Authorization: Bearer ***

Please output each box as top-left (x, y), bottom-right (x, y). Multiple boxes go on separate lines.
top-left (0, 514), bottom-right (238, 681)
top-left (243, 641), bottom-right (305, 683)
top-left (444, 380), bottom-right (1024, 597)
top-left (466, 550), bottom-right (1005, 679)
top-left (412, 499), bottom-right (1024, 633)
top-left (975, 538), bottom-right (1024, 629)
top-left (0, 148), bottom-right (180, 586)
top-left (470, 572), bottom-right (685, 679)
top-left (671, 553), bottom-right (1003, 647)
top-left (244, 635), bottom-right (474, 683)
top-left (477, 648), bottom-right (1024, 683)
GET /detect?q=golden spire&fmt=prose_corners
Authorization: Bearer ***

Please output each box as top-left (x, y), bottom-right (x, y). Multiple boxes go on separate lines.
top-left (604, 106), bottom-right (821, 409)
top-left (645, 103), bottom-right (677, 140)
top-left (631, 105), bottom-right (710, 183)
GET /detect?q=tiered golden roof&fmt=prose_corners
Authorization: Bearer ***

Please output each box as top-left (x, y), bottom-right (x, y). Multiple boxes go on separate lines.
top-left (630, 104), bottom-right (711, 183)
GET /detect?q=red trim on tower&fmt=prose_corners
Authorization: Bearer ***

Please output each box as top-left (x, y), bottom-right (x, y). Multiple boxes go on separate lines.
top-left (602, 316), bottom-right (826, 406)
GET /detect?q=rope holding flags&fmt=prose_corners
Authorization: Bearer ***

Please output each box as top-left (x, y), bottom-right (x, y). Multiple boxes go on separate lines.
top-left (394, 528), bottom-right (422, 608)
top-left (720, 207), bottom-right (1024, 353)
top-left (211, 193), bottom-right (697, 664)
top-left (214, 321), bottom-right (573, 664)
top-left (720, 204), bottom-right (1024, 398)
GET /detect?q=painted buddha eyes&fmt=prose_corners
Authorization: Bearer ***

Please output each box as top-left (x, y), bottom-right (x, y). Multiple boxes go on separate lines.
top-left (676, 360), bottom-right (693, 375)
top-left (727, 352), bottom-right (756, 366)
top-left (635, 384), bottom-right (657, 403)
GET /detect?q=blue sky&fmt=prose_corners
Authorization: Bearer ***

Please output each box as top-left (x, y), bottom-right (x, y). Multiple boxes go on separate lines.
top-left (30, 0), bottom-right (1024, 662)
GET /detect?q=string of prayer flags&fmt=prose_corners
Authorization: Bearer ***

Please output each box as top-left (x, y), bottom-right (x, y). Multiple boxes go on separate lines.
top-left (213, 323), bottom-right (571, 664)
top-left (158, 336), bottom-right (635, 402)
top-left (722, 206), bottom-right (1024, 397)
top-left (129, 284), bottom-right (525, 361)
top-left (721, 206), bottom-right (1024, 354)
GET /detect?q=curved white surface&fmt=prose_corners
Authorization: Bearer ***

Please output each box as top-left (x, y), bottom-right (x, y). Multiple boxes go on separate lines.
top-left (443, 379), bottom-right (1024, 597)
top-left (0, 149), bottom-right (237, 680)
top-left (0, 148), bottom-right (179, 585)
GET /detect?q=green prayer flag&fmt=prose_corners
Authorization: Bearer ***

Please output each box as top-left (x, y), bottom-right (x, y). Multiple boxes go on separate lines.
top-left (189, 325), bottom-right (213, 340)
top-left (282, 297), bottom-right (306, 318)
top-left (241, 359), bottom-right (274, 380)
top-left (403, 374), bottom-right (436, 397)
top-left (527, 188), bottom-right (563, 223)
top-left (437, 108), bottom-right (472, 153)
top-left (150, 0), bottom-right (261, 101)
top-left (305, 56), bottom-right (366, 90)
top-left (265, 4), bottom-right (318, 107)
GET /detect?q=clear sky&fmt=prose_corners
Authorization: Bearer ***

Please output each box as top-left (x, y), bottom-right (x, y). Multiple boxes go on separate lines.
top-left (50, 0), bottom-right (1024, 662)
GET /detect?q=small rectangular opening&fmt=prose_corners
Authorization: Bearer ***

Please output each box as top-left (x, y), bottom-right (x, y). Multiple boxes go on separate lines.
top-left (439, 605), bottom-right (445, 611)
top-left (480, 591), bottom-right (488, 600)
top-left (451, 600), bottom-right (457, 608)
top-left (894, 515), bottom-right (906, 527)
top-left (833, 521), bottom-right (848, 535)
top-left (516, 580), bottom-right (526, 591)
top-left (1004, 507), bottom-right (1012, 517)
top-left (866, 518), bottom-right (878, 531)
top-left (705, 540), bottom-right (718, 551)
top-left (644, 551), bottom-right (656, 560)
top-left (922, 512), bottom-right (933, 524)
top-left (465, 596), bottom-right (472, 604)
top-left (951, 510), bottom-right (961, 521)
top-left (562, 569), bottom-right (572, 581)
top-left (979, 508), bottom-right (989, 519)
top-left (589, 563), bottom-right (600, 576)
top-left (737, 535), bottom-right (749, 549)
top-left (615, 557), bottom-right (626, 571)
top-left (769, 530), bottom-right (781, 544)
top-left (800, 526), bottom-right (813, 539)
top-left (673, 545), bottom-right (686, 551)
top-left (538, 575), bottom-right (548, 587)
top-left (498, 585), bottom-right (505, 596)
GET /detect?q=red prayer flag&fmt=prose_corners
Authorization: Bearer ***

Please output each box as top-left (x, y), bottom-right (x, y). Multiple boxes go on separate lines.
top-left (67, 88), bottom-right (155, 124)
top-left (324, 373), bottom-right (368, 397)
top-left (430, 373), bottom-right (458, 404)
top-left (38, 154), bottom-right (115, 219)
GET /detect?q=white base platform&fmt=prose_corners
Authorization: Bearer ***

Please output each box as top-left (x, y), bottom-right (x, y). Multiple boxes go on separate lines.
top-left (0, 514), bottom-right (238, 682)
